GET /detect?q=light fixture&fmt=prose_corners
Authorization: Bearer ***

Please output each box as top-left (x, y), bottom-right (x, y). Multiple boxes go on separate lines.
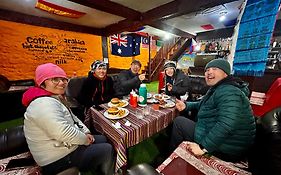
top-left (219, 11), bottom-right (227, 22)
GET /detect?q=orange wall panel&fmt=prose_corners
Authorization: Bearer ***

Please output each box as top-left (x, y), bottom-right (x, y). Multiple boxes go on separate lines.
top-left (0, 20), bottom-right (102, 81)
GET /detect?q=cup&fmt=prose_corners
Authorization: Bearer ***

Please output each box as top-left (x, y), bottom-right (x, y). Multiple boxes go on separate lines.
top-left (152, 103), bottom-right (159, 110)
top-left (135, 109), bottom-right (144, 119)
top-left (143, 106), bottom-right (151, 116)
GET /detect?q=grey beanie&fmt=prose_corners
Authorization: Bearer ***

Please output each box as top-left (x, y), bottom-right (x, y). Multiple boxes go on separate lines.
top-left (164, 61), bottom-right (176, 70)
top-left (205, 59), bottom-right (231, 75)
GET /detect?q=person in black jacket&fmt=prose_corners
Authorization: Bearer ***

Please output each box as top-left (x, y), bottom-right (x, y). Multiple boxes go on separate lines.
top-left (78, 60), bottom-right (114, 109)
top-left (114, 60), bottom-right (146, 98)
top-left (163, 61), bottom-right (190, 99)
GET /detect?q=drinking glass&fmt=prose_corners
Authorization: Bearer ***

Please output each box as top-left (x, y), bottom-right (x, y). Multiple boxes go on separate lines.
top-left (143, 106), bottom-right (151, 116)
top-left (135, 109), bottom-right (144, 119)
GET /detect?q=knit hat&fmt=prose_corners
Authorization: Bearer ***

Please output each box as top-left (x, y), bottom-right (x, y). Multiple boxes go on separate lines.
top-left (90, 60), bottom-right (107, 72)
top-left (131, 60), bottom-right (141, 67)
top-left (35, 63), bottom-right (67, 86)
top-left (205, 59), bottom-right (231, 75)
top-left (164, 61), bottom-right (176, 70)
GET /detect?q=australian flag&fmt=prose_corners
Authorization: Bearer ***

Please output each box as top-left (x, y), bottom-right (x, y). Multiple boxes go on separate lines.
top-left (111, 34), bottom-right (141, 57)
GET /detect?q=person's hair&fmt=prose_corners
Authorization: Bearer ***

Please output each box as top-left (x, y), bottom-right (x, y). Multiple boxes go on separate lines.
top-left (131, 60), bottom-right (141, 67)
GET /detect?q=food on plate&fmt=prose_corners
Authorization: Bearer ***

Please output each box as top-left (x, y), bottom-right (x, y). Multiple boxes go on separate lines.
top-left (159, 99), bottom-right (167, 105)
top-left (154, 94), bottom-right (163, 100)
top-left (107, 107), bottom-right (120, 116)
top-left (118, 109), bottom-right (126, 117)
top-left (111, 98), bottom-right (120, 105)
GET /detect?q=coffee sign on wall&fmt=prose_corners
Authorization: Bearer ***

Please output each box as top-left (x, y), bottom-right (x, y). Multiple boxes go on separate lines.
top-left (21, 34), bottom-right (87, 64)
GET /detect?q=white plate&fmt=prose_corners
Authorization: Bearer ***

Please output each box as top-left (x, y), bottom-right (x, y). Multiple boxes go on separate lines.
top-left (160, 100), bottom-right (175, 108)
top-left (147, 93), bottom-right (152, 99)
top-left (104, 107), bottom-right (129, 120)
top-left (108, 100), bottom-right (129, 108)
top-left (147, 98), bottom-right (157, 104)
top-left (153, 94), bottom-right (170, 100)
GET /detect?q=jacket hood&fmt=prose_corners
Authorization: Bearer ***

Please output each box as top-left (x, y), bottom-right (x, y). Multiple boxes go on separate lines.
top-left (213, 76), bottom-right (250, 96)
top-left (22, 86), bottom-right (53, 107)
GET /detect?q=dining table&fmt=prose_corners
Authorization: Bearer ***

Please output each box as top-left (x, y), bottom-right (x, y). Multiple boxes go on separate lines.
top-left (157, 141), bottom-right (251, 175)
top-left (84, 100), bottom-right (178, 172)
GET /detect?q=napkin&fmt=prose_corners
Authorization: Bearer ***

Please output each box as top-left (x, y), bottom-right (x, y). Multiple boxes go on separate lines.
top-left (125, 120), bottom-right (131, 126)
top-left (112, 122), bottom-right (121, 129)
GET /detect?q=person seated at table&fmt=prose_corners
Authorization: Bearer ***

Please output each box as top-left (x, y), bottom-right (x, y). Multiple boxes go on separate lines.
top-left (78, 60), bottom-right (115, 109)
top-left (114, 59), bottom-right (146, 98)
top-left (22, 63), bottom-right (114, 175)
top-left (170, 59), bottom-right (256, 162)
top-left (163, 61), bottom-right (190, 99)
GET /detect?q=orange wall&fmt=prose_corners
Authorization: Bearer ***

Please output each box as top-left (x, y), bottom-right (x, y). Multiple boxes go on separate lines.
top-left (0, 20), bottom-right (158, 81)
top-left (0, 20), bottom-right (102, 81)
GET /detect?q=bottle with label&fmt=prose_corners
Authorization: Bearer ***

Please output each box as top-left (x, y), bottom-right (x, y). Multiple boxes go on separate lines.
top-left (138, 84), bottom-right (147, 106)
top-left (129, 90), bottom-right (135, 106)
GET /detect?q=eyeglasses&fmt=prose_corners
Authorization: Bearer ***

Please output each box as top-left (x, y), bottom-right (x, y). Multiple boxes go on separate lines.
top-left (50, 77), bottom-right (69, 84)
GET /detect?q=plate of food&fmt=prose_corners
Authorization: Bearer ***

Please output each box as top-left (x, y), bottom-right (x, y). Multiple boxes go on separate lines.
top-left (153, 94), bottom-right (170, 100)
top-left (104, 107), bottom-right (129, 119)
top-left (159, 100), bottom-right (175, 108)
top-left (108, 98), bottom-right (129, 108)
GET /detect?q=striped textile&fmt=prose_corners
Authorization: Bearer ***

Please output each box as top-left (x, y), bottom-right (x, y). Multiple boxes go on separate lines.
top-left (157, 141), bottom-right (251, 175)
top-left (85, 104), bottom-right (178, 172)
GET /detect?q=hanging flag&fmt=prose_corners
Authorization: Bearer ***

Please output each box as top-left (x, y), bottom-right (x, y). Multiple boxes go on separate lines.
top-left (142, 36), bottom-right (149, 48)
top-left (35, 0), bottom-right (86, 18)
top-left (111, 34), bottom-right (141, 57)
top-left (188, 38), bottom-right (197, 54)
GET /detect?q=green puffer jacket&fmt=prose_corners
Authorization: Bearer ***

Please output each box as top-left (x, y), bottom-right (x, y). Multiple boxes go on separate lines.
top-left (185, 76), bottom-right (256, 160)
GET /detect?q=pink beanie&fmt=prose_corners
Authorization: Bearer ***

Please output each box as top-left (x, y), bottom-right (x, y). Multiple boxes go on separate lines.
top-left (35, 63), bottom-right (67, 86)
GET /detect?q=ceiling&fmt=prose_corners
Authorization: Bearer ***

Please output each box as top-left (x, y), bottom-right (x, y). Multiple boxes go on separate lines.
top-left (0, 0), bottom-right (244, 39)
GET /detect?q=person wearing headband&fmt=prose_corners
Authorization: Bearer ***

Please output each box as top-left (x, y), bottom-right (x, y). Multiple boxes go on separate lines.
top-left (163, 61), bottom-right (190, 99)
top-left (22, 63), bottom-right (114, 175)
top-left (114, 59), bottom-right (146, 97)
top-left (78, 60), bottom-right (115, 108)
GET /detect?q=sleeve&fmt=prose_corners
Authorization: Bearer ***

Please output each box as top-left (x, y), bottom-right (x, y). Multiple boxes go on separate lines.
top-left (200, 87), bottom-right (244, 152)
top-left (171, 73), bottom-right (190, 96)
top-left (185, 101), bottom-right (200, 112)
top-left (77, 78), bottom-right (93, 108)
top-left (119, 71), bottom-right (141, 91)
top-left (28, 97), bottom-right (89, 145)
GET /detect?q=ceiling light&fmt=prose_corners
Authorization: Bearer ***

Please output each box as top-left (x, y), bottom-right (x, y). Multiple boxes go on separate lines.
top-left (219, 15), bottom-right (226, 21)
top-left (164, 34), bottom-right (171, 41)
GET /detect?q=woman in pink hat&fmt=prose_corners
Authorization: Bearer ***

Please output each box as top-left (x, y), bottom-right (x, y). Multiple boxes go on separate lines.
top-left (22, 63), bottom-right (114, 175)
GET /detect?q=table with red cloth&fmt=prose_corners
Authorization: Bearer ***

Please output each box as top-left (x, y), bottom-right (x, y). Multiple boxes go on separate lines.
top-left (85, 104), bottom-right (178, 172)
top-left (157, 141), bottom-right (251, 175)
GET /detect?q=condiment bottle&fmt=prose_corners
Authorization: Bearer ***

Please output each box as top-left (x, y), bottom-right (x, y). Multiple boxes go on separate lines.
top-left (138, 84), bottom-right (147, 106)
top-left (132, 94), bottom-right (138, 108)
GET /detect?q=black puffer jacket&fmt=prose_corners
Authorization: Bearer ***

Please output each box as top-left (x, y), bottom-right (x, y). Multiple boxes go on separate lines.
top-left (114, 69), bottom-right (142, 97)
top-left (78, 72), bottom-right (114, 108)
top-left (164, 70), bottom-right (190, 98)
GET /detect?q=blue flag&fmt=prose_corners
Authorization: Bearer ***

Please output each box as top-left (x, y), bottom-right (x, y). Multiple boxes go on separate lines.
top-left (110, 34), bottom-right (141, 57)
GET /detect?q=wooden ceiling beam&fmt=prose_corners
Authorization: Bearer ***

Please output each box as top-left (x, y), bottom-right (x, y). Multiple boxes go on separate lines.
top-left (0, 9), bottom-right (102, 35)
top-left (104, 0), bottom-right (238, 36)
top-left (67, 0), bottom-right (141, 20)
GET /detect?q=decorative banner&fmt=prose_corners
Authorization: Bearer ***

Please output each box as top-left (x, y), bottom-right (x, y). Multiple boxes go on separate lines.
top-left (35, 0), bottom-right (86, 18)
top-left (110, 34), bottom-right (141, 57)
top-left (233, 0), bottom-right (281, 76)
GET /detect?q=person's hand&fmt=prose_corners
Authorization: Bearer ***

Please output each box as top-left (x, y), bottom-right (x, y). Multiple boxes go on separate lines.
top-left (186, 142), bottom-right (205, 156)
top-left (175, 99), bottom-right (186, 111)
top-left (138, 73), bottom-right (146, 81)
top-left (86, 134), bottom-right (95, 144)
top-left (167, 83), bottom-right (173, 91)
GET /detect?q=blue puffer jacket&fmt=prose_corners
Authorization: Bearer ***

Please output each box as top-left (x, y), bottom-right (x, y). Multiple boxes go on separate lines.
top-left (185, 76), bottom-right (256, 160)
